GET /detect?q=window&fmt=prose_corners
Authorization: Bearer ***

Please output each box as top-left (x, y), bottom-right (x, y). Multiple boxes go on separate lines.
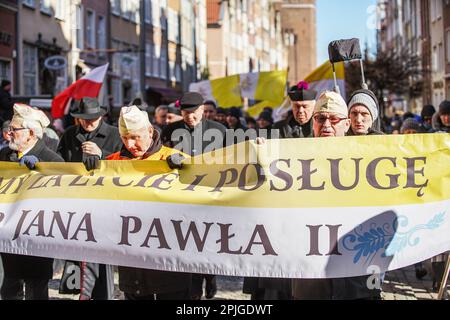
top-left (112, 40), bottom-right (121, 74)
top-left (169, 61), bottom-right (175, 82)
top-left (160, 44), bottom-right (167, 79)
top-left (86, 10), bottom-right (96, 49)
top-left (439, 42), bottom-right (444, 71)
top-left (55, 0), bottom-right (66, 20)
top-left (40, 0), bottom-right (52, 15)
top-left (168, 8), bottom-right (179, 43)
top-left (75, 4), bottom-right (84, 50)
top-left (23, 44), bottom-right (37, 95)
top-left (145, 43), bottom-right (152, 76)
top-left (144, 0), bottom-right (151, 23)
top-left (98, 15), bottom-right (106, 57)
top-left (22, 0), bottom-right (35, 8)
top-left (121, 0), bottom-right (130, 20)
top-left (447, 30), bottom-right (450, 63)
top-left (111, 78), bottom-right (122, 107)
top-left (111, 0), bottom-right (121, 16)
top-left (175, 63), bottom-right (181, 82)
top-left (0, 60), bottom-right (11, 87)
top-left (129, 0), bottom-right (139, 23)
top-left (152, 0), bottom-right (160, 27)
top-left (160, 0), bottom-right (167, 30)
top-left (152, 44), bottom-right (160, 77)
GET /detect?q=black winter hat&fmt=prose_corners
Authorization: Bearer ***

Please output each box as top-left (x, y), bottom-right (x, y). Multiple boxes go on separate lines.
top-left (258, 111), bottom-right (273, 123)
top-left (288, 81), bottom-right (317, 101)
top-left (227, 107), bottom-right (242, 119)
top-left (439, 101), bottom-right (450, 115)
top-left (421, 105), bottom-right (436, 118)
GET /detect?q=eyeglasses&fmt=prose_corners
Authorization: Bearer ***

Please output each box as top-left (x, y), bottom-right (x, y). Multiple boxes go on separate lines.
top-left (8, 127), bottom-right (29, 132)
top-left (313, 114), bottom-right (347, 125)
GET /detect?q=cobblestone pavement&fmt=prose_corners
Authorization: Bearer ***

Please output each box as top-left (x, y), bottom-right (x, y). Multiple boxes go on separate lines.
top-left (47, 264), bottom-right (448, 300)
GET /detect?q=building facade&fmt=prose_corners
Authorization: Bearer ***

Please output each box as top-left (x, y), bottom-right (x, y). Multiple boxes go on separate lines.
top-left (275, 0), bottom-right (316, 85)
top-left (206, 0), bottom-right (290, 80)
top-left (0, 0), bottom-right (18, 94)
top-left (378, 0), bottom-right (450, 111)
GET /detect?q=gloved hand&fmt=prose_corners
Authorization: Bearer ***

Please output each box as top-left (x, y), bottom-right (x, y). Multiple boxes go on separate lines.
top-left (83, 155), bottom-right (100, 171)
top-left (166, 153), bottom-right (186, 170)
top-left (19, 155), bottom-right (39, 170)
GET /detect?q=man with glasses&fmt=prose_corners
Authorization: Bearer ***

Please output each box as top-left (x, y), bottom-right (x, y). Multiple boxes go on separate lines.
top-left (0, 104), bottom-right (64, 300)
top-left (293, 91), bottom-right (382, 300)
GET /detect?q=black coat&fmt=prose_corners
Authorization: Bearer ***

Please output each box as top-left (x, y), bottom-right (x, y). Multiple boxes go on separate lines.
top-left (0, 139), bottom-right (64, 280)
top-left (57, 120), bottom-right (122, 162)
top-left (0, 87), bottom-right (13, 123)
top-left (272, 114), bottom-right (313, 139)
top-left (161, 119), bottom-right (227, 156)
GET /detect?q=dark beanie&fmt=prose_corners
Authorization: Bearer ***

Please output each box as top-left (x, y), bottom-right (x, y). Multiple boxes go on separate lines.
top-left (227, 107), bottom-right (242, 119)
top-left (401, 118), bottom-right (421, 133)
top-left (258, 111), bottom-right (273, 123)
top-left (216, 107), bottom-right (226, 115)
top-left (1, 80), bottom-right (11, 88)
top-left (421, 105), bottom-right (436, 118)
top-left (439, 101), bottom-right (450, 115)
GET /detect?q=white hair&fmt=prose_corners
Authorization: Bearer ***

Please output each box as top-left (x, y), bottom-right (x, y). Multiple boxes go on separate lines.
top-left (22, 120), bottom-right (44, 139)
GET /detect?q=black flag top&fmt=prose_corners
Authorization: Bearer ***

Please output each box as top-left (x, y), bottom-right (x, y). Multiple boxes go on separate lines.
top-left (328, 38), bottom-right (362, 63)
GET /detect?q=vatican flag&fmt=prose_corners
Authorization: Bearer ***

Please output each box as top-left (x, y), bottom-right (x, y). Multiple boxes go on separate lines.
top-left (189, 70), bottom-right (287, 108)
top-left (271, 61), bottom-right (346, 122)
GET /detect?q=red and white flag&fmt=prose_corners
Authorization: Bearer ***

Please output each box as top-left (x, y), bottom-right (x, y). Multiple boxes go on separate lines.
top-left (51, 63), bottom-right (109, 119)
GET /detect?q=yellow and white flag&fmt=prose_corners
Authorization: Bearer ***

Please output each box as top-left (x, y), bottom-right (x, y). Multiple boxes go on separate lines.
top-left (272, 61), bottom-right (346, 122)
top-left (189, 71), bottom-right (287, 108)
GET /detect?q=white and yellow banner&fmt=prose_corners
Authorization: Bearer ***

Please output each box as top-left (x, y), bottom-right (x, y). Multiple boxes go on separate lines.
top-left (0, 134), bottom-right (449, 278)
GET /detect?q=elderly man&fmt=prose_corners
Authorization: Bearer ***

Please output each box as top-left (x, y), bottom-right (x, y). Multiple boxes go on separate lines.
top-left (162, 92), bottom-right (226, 157)
top-left (292, 91), bottom-right (382, 300)
top-left (162, 92), bottom-right (226, 300)
top-left (57, 97), bottom-right (122, 300)
top-left (272, 81), bottom-right (317, 138)
top-left (0, 104), bottom-right (64, 300)
top-left (347, 89), bottom-right (383, 135)
top-left (57, 97), bottom-right (122, 169)
top-left (107, 105), bottom-right (192, 300)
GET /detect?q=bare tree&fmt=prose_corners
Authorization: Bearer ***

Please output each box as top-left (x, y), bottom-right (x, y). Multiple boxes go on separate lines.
top-left (345, 47), bottom-right (422, 117)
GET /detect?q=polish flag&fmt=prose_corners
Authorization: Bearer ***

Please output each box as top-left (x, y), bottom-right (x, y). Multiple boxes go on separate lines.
top-left (51, 63), bottom-right (109, 119)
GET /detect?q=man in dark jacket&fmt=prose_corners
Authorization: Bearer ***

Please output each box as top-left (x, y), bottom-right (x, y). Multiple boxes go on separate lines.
top-left (432, 100), bottom-right (450, 133)
top-left (272, 81), bottom-right (317, 139)
top-left (162, 92), bottom-right (227, 157)
top-left (57, 97), bottom-right (122, 166)
top-left (243, 82), bottom-right (317, 301)
top-left (0, 104), bottom-right (64, 300)
top-left (0, 80), bottom-right (13, 123)
top-left (162, 93), bottom-right (226, 300)
top-left (57, 97), bottom-right (122, 300)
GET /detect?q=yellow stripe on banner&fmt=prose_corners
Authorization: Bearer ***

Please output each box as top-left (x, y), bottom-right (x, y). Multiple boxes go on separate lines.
top-left (0, 134), bottom-right (449, 208)
top-left (305, 61), bottom-right (345, 83)
top-left (210, 75), bottom-right (242, 107)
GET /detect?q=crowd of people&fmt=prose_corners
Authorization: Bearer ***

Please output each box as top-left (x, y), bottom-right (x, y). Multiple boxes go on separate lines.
top-left (0, 77), bottom-right (449, 300)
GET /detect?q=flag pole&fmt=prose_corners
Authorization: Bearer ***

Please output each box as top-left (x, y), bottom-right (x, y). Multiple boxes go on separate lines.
top-left (438, 255), bottom-right (450, 300)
